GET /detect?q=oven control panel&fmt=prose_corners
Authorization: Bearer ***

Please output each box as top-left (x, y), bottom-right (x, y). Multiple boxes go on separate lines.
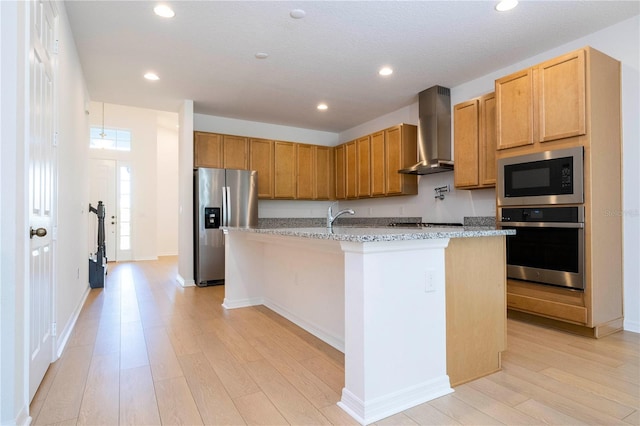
top-left (500, 206), bottom-right (583, 223)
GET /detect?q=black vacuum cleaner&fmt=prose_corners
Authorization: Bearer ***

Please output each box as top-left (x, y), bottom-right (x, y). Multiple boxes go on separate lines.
top-left (89, 201), bottom-right (107, 288)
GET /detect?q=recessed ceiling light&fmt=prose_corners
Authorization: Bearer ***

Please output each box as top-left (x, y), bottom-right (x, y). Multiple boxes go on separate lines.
top-left (154, 5), bottom-right (175, 18)
top-left (290, 9), bottom-right (306, 19)
top-left (379, 67), bottom-right (393, 76)
top-left (144, 72), bottom-right (160, 81)
top-left (255, 52), bottom-right (269, 59)
top-left (317, 103), bottom-right (328, 111)
top-left (495, 0), bottom-right (518, 12)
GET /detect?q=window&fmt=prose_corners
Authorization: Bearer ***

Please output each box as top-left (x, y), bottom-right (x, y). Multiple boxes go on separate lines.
top-left (90, 127), bottom-right (132, 151)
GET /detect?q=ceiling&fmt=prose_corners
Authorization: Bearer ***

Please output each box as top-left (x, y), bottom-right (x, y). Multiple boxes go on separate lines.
top-left (65, 1), bottom-right (639, 133)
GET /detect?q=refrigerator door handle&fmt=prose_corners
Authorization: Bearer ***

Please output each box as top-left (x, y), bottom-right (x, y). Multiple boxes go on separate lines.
top-left (225, 186), bottom-right (231, 226)
top-left (222, 186), bottom-right (228, 226)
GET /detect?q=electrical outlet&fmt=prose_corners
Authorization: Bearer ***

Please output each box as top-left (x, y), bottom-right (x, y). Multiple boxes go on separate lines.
top-left (425, 270), bottom-right (436, 293)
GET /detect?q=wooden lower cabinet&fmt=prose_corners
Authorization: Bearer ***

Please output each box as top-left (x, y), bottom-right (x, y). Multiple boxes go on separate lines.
top-left (445, 236), bottom-right (506, 387)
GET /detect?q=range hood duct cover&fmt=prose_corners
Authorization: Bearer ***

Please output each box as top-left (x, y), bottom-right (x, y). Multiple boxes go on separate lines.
top-left (399, 85), bottom-right (454, 175)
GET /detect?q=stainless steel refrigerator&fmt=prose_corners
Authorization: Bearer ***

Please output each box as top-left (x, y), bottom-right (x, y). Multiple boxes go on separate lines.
top-left (194, 168), bottom-right (258, 286)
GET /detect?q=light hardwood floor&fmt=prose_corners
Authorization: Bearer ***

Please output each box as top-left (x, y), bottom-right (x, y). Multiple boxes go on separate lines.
top-left (30, 257), bottom-right (639, 425)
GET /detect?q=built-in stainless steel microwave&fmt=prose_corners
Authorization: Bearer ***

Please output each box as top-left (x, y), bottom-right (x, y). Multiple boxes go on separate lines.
top-left (497, 146), bottom-right (584, 206)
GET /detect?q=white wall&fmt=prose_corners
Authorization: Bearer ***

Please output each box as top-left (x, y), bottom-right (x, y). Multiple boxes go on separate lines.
top-left (156, 119), bottom-right (179, 256)
top-left (1, 1), bottom-right (91, 423)
top-left (54, 1), bottom-right (92, 357)
top-left (1, 2), bottom-right (27, 423)
top-left (177, 100), bottom-right (194, 286)
top-left (88, 102), bottom-right (179, 261)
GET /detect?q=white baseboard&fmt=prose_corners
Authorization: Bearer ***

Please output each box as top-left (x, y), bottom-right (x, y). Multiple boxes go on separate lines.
top-left (55, 285), bottom-right (91, 359)
top-left (176, 274), bottom-right (195, 287)
top-left (263, 297), bottom-right (345, 352)
top-left (222, 297), bottom-right (263, 309)
top-left (624, 319), bottom-right (640, 333)
top-left (338, 377), bottom-right (453, 425)
top-left (16, 404), bottom-right (31, 426)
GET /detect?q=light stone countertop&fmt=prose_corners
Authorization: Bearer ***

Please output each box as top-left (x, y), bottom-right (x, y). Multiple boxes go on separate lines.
top-left (223, 226), bottom-right (514, 243)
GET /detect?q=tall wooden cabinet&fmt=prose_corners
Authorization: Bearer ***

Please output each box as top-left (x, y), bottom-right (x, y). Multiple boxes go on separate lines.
top-left (384, 124), bottom-right (418, 196)
top-left (496, 47), bottom-right (623, 337)
top-left (356, 136), bottom-right (371, 197)
top-left (454, 92), bottom-right (496, 189)
top-left (370, 131), bottom-right (386, 196)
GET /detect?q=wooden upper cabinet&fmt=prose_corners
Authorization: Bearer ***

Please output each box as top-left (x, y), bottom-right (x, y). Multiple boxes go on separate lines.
top-left (222, 135), bottom-right (249, 169)
top-left (453, 99), bottom-right (480, 188)
top-left (454, 93), bottom-right (497, 189)
top-left (249, 138), bottom-right (274, 199)
top-left (538, 49), bottom-right (586, 143)
top-left (335, 145), bottom-right (346, 200)
top-left (274, 141), bottom-right (296, 199)
top-left (385, 124), bottom-right (418, 196)
top-left (480, 93), bottom-right (497, 186)
top-left (296, 144), bottom-right (315, 199)
top-left (370, 131), bottom-right (386, 196)
top-left (356, 136), bottom-right (371, 197)
top-left (496, 68), bottom-right (534, 150)
top-left (345, 141), bottom-right (357, 199)
top-left (315, 146), bottom-right (334, 200)
top-left (194, 132), bottom-right (223, 168)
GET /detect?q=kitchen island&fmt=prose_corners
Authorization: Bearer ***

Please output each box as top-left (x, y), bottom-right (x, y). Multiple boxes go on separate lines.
top-left (222, 226), bottom-right (513, 425)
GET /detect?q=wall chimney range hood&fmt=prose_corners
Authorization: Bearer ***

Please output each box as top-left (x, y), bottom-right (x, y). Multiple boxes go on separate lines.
top-left (399, 85), bottom-right (454, 175)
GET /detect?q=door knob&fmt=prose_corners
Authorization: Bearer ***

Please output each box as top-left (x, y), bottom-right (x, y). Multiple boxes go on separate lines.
top-left (30, 227), bottom-right (47, 239)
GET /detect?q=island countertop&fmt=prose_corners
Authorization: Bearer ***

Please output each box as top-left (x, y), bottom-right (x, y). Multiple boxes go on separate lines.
top-left (223, 225), bottom-right (514, 243)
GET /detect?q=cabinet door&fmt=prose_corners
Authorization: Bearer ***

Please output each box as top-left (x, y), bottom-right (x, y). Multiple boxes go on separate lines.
top-left (296, 144), bottom-right (315, 199)
top-left (496, 68), bottom-right (534, 150)
top-left (249, 138), bottom-right (274, 199)
top-left (480, 93), bottom-right (497, 186)
top-left (194, 132), bottom-right (223, 168)
top-left (356, 136), bottom-right (371, 197)
top-left (335, 144), bottom-right (346, 200)
top-left (345, 141), bottom-right (357, 199)
top-left (274, 141), bottom-right (296, 199)
top-left (315, 146), bottom-right (333, 200)
top-left (385, 124), bottom-right (418, 195)
top-left (370, 131), bottom-right (385, 196)
top-left (454, 99), bottom-right (480, 188)
top-left (223, 135), bottom-right (249, 169)
top-left (539, 49), bottom-right (586, 143)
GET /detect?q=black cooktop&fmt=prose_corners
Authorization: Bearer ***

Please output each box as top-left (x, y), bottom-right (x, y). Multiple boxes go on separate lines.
top-left (388, 222), bottom-right (464, 228)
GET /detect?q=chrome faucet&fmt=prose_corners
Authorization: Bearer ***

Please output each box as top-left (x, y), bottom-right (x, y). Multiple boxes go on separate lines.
top-left (327, 202), bottom-right (355, 228)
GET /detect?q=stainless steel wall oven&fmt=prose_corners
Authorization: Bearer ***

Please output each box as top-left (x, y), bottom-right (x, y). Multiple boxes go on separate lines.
top-left (499, 206), bottom-right (585, 290)
top-left (497, 146), bottom-right (586, 291)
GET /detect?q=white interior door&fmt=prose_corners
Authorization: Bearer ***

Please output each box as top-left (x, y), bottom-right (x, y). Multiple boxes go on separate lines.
top-left (89, 159), bottom-right (117, 261)
top-left (29, 0), bottom-right (57, 402)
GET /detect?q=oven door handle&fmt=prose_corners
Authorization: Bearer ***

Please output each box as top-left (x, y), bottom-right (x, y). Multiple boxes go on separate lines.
top-left (498, 221), bottom-right (584, 228)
